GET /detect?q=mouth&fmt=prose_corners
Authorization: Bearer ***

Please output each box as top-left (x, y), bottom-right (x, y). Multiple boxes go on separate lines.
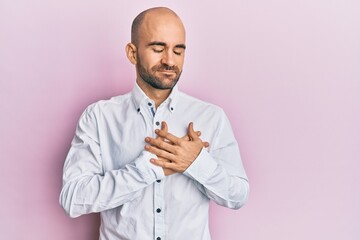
top-left (158, 69), bottom-right (175, 73)
top-left (157, 70), bottom-right (176, 76)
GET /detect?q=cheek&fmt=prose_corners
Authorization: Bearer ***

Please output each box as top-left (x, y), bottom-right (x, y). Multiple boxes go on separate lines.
top-left (177, 54), bottom-right (185, 65)
top-left (138, 50), bottom-right (160, 67)
top-left (177, 58), bottom-right (185, 70)
top-left (145, 56), bottom-right (162, 69)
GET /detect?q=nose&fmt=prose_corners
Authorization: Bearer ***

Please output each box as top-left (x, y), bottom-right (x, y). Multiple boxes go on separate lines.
top-left (161, 50), bottom-right (175, 67)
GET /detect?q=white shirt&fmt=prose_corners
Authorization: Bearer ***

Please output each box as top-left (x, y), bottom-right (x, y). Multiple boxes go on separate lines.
top-left (60, 83), bottom-right (249, 240)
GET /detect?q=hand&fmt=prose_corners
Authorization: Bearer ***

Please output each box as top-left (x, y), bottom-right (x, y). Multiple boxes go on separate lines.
top-left (145, 122), bottom-right (209, 175)
top-left (152, 121), bottom-right (176, 176)
top-left (148, 122), bottom-right (208, 176)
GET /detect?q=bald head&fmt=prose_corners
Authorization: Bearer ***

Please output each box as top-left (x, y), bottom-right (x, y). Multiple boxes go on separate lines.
top-left (131, 7), bottom-right (185, 46)
top-left (125, 7), bottom-right (186, 96)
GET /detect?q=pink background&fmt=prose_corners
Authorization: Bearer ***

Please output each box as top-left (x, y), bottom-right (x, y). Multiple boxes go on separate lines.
top-left (1, 0), bottom-right (359, 239)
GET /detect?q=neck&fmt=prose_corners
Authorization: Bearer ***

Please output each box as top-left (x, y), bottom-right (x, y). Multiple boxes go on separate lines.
top-left (136, 78), bottom-right (172, 108)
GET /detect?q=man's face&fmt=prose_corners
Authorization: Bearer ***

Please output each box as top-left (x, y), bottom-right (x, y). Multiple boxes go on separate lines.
top-left (135, 14), bottom-right (186, 90)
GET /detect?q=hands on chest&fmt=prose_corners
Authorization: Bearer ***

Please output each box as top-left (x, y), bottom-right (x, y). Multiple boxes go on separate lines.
top-left (145, 121), bottom-right (209, 176)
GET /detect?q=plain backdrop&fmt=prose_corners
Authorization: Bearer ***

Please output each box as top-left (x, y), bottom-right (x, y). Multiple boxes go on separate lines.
top-left (0, 0), bottom-right (359, 239)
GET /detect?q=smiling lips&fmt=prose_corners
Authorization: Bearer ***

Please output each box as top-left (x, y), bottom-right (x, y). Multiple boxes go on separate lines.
top-left (151, 64), bottom-right (180, 78)
top-left (158, 70), bottom-right (176, 75)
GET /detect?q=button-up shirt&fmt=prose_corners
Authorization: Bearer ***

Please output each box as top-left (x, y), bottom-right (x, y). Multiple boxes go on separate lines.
top-left (60, 83), bottom-right (249, 240)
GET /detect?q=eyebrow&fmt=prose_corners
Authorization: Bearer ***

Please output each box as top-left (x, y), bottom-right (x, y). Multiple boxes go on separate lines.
top-left (147, 41), bottom-right (186, 50)
top-left (175, 44), bottom-right (186, 50)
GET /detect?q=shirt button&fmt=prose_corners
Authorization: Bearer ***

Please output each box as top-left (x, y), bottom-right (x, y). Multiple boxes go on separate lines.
top-left (156, 180), bottom-right (161, 183)
top-left (171, 107), bottom-right (174, 111)
top-left (156, 208), bottom-right (161, 213)
top-left (148, 102), bottom-right (152, 106)
top-left (157, 237), bottom-right (161, 240)
top-left (155, 121), bottom-right (160, 126)
top-left (137, 108), bottom-right (140, 112)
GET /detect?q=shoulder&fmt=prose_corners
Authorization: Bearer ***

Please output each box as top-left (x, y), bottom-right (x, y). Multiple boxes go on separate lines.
top-left (72, 92), bottom-right (133, 129)
top-left (83, 92), bottom-right (132, 115)
top-left (178, 91), bottom-right (225, 117)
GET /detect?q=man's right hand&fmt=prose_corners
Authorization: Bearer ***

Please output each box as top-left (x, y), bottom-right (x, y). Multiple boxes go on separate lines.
top-left (145, 121), bottom-right (209, 176)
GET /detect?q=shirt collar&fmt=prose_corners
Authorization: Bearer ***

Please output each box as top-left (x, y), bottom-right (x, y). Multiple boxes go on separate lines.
top-left (131, 82), bottom-right (179, 113)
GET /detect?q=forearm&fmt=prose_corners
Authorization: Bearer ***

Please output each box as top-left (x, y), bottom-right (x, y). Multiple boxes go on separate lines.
top-left (60, 151), bottom-right (164, 218)
top-left (183, 148), bottom-right (249, 209)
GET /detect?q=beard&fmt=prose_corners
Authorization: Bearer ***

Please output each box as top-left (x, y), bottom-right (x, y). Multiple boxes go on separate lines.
top-left (136, 57), bottom-right (182, 90)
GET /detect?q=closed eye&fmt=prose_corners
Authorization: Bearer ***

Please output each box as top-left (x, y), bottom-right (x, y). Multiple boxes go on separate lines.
top-left (153, 48), bottom-right (164, 53)
top-left (174, 49), bottom-right (184, 56)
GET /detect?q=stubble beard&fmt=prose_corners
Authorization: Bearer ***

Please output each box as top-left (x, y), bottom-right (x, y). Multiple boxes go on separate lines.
top-left (136, 59), bottom-right (182, 90)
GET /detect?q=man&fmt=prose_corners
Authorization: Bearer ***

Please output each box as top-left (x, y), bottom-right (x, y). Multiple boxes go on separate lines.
top-left (60, 7), bottom-right (249, 240)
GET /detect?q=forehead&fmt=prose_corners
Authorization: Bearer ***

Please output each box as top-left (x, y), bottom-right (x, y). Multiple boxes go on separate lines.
top-left (139, 14), bottom-right (186, 46)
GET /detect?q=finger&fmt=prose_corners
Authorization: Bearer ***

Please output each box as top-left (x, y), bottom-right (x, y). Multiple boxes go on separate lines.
top-left (154, 129), bottom-right (182, 145)
top-left (155, 122), bottom-right (168, 137)
top-left (187, 122), bottom-right (199, 141)
top-left (160, 122), bottom-right (172, 143)
top-left (156, 121), bottom-right (168, 140)
top-left (161, 121), bottom-right (168, 132)
top-left (181, 131), bottom-right (201, 141)
top-left (181, 135), bottom-right (190, 141)
top-left (156, 156), bottom-right (172, 163)
top-left (203, 141), bottom-right (209, 148)
top-left (144, 145), bottom-right (176, 161)
top-left (150, 158), bottom-right (176, 170)
top-left (145, 137), bottom-right (177, 153)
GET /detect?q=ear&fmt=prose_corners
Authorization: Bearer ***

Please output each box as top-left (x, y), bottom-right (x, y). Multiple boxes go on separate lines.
top-left (125, 43), bottom-right (137, 65)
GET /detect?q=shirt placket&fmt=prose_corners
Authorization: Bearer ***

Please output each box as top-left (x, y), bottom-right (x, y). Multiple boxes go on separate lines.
top-left (154, 177), bottom-right (165, 240)
top-left (147, 101), bottom-right (166, 240)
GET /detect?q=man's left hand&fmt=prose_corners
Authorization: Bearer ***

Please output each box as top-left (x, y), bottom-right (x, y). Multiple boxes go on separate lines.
top-left (145, 122), bottom-right (207, 173)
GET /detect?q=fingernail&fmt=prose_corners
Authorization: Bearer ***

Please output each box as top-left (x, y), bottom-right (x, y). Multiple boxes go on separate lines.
top-left (145, 137), bottom-right (150, 142)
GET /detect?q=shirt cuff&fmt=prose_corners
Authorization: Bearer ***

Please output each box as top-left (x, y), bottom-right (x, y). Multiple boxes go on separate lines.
top-left (134, 151), bottom-right (165, 183)
top-left (183, 148), bottom-right (218, 184)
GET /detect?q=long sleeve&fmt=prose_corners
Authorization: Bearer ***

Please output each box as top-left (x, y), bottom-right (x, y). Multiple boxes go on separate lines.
top-left (59, 106), bottom-right (165, 218)
top-left (183, 109), bottom-right (249, 209)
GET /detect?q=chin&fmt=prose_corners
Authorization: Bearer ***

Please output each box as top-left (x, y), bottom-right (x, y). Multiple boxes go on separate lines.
top-left (158, 80), bottom-right (178, 90)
